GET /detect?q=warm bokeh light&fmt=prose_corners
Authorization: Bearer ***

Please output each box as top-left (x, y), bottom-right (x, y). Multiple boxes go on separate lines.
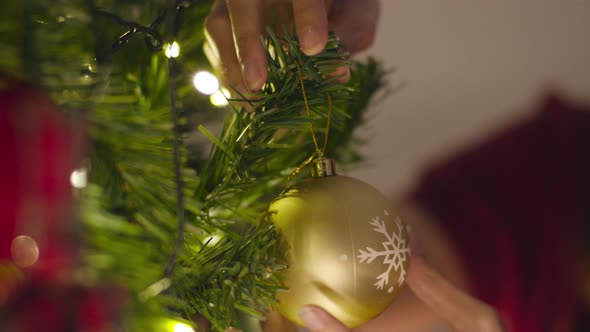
top-left (205, 234), bottom-right (222, 246)
top-left (192, 71), bottom-right (219, 95)
top-left (165, 41), bottom-right (180, 58)
top-left (70, 168), bottom-right (88, 189)
top-left (173, 322), bottom-right (194, 332)
top-left (210, 88), bottom-right (230, 107)
top-left (10, 235), bottom-right (39, 268)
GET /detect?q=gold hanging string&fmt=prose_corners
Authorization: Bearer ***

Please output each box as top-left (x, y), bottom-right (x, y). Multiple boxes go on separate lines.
top-left (323, 93), bottom-right (333, 152)
top-left (289, 60), bottom-right (333, 180)
top-left (295, 60), bottom-right (320, 153)
top-left (289, 151), bottom-right (320, 180)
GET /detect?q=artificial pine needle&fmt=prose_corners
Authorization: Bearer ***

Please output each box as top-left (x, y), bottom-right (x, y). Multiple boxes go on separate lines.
top-left (5, 1), bottom-right (387, 330)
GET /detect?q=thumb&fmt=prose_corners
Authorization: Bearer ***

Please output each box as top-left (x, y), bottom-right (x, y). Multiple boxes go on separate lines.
top-left (406, 255), bottom-right (504, 332)
top-left (298, 306), bottom-right (350, 332)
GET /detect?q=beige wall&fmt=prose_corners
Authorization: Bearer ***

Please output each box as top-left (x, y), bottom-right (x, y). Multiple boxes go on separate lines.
top-left (347, 0), bottom-right (590, 196)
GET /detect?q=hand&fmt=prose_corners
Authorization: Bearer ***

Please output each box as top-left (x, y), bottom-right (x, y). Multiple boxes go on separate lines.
top-left (297, 255), bottom-right (505, 332)
top-left (204, 0), bottom-right (380, 92)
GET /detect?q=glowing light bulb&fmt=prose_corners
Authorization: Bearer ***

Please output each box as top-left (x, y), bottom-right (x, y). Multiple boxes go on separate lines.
top-left (10, 235), bottom-right (39, 268)
top-left (210, 88), bottom-right (230, 107)
top-left (165, 41), bottom-right (180, 58)
top-left (70, 168), bottom-right (88, 189)
top-left (205, 234), bottom-right (222, 246)
top-left (173, 323), bottom-right (194, 332)
top-left (192, 71), bottom-right (219, 95)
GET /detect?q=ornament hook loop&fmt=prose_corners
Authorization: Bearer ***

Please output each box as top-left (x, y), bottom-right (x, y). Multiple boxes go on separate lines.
top-left (288, 60), bottom-right (335, 180)
top-left (311, 157), bottom-right (337, 177)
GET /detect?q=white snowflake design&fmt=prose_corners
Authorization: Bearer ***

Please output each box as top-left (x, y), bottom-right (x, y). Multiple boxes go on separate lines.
top-left (357, 211), bottom-right (410, 293)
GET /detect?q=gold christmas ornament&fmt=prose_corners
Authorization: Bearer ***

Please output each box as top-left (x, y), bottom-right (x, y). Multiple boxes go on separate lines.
top-left (269, 158), bottom-right (411, 328)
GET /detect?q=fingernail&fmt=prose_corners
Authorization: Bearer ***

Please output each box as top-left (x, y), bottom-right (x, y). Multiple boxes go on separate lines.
top-left (327, 65), bottom-right (350, 82)
top-left (299, 306), bottom-right (327, 330)
top-left (300, 25), bottom-right (325, 55)
top-left (242, 61), bottom-right (265, 91)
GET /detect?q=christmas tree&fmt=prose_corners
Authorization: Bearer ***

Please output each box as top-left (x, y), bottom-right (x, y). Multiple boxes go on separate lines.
top-left (0, 1), bottom-right (385, 331)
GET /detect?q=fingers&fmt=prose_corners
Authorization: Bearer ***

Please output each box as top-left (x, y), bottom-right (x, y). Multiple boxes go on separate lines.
top-left (226, 0), bottom-right (268, 91)
top-left (204, 1), bottom-right (248, 93)
top-left (329, 0), bottom-right (379, 54)
top-left (205, 0), bottom-right (368, 94)
top-left (299, 305), bottom-right (350, 332)
top-left (204, 0), bottom-right (267, 93)
top-left (261, 309), bottom-right (298, 332)
top-left (292, 0), bottom-right (329, 55)
top-left (407, 255), bottom-right (505, 332)
top-left (325, 64), bottom-right (350, 83)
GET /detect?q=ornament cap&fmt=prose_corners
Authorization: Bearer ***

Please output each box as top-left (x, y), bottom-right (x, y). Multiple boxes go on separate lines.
top-left (311, 157), bottom-right (337, 177)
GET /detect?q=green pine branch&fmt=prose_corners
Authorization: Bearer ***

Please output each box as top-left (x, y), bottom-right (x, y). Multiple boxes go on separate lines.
top-left (1, 1), bottom-right (387, 331)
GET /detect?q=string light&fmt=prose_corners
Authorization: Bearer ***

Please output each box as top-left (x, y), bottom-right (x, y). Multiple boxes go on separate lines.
top-left (210, 88), bottom-right (230, 107)
top-left (165, 41), bottom-right (180, 58)
top-left (192, 71), bottom-right (219, 95)
top-left (173, 323), bottom-right (194, 332)
top-left (205, 234), bottom-right (222, 246)
top-left (70, 168), bottom-right (88, 189)
top-left (10, 235), bottom-right (39, 268)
